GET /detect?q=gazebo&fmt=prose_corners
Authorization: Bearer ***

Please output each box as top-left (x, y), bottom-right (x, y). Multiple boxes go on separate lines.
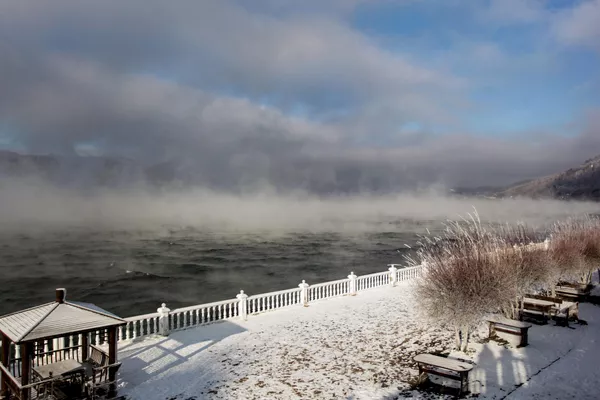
top-left (0, 289), bottom-right (126, 399)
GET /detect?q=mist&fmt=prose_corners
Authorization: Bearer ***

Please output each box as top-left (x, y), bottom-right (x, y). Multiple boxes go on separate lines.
top-left (2, 177), bottom-right (599, 235)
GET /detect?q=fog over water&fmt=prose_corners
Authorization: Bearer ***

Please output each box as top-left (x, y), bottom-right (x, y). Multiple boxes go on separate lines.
top-left (1, 180), bottom-right (599, 317)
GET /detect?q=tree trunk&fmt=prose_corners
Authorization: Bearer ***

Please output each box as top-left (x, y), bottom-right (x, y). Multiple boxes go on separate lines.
top-left (454, 327), bottom-right (461, 350)
top-left (461, 326), bottom-right (470, 352)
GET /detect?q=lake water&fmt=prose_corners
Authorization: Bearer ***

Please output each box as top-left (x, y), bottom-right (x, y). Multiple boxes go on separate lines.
top-left (0, 222), bottom-right (434, 317)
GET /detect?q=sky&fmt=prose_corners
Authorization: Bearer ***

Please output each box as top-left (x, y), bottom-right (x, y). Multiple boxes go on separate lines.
top-left (0, 0), bottom-right (599, 191)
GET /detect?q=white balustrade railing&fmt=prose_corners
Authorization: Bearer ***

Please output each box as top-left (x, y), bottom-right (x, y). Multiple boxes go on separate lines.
top-left (397, 265), bottom-right (422, 282)
top-left (248, 288), bottom-right (302, 315)
top-left (122, 313), bottom-right (160, 341)
top-left (169, 298), bottom-right (239, 333)
top-left (308, 279), bottom-right (349, 302)
top-left (118, 262), bottom-right (443, 341)
top-left (356, 271), bottom-right (390, 291)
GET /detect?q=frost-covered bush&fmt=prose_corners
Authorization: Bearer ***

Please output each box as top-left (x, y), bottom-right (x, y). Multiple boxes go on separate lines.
top-left (410, 213), bottom-right (511, 352)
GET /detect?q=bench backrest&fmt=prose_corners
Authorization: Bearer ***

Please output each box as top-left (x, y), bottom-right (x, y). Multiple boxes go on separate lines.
top-left (413, 354), bottom-right (473, 372)
top-left (487, 316), bottom-right (531, 329)
top-left (526, 294), bottom-right (562, 305)
top-left (88, 345), bottom-right (108, 367)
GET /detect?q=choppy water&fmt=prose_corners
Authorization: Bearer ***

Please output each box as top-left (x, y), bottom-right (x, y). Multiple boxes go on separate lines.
top-left (0, 222), bottom-right (438, 318)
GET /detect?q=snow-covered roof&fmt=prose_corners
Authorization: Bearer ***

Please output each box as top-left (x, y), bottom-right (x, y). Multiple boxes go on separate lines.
top-left (0, 296), bottom-right (126, 343)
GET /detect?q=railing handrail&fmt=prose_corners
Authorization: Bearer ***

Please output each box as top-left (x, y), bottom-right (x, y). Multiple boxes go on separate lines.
top-left (309, 278), bottom-right (349, 288)
top-left (171, 298), bottom-right (238, 313)
top-left (125, 312), bottom-right (160, 322)
top-left (356, 270), bottom-right (390, 279)
top-left (247, 287), bottom-right (301, 299)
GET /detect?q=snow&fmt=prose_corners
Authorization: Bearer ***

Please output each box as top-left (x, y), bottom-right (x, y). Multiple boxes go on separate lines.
top-left (117, 282), bottom-right (600, 400)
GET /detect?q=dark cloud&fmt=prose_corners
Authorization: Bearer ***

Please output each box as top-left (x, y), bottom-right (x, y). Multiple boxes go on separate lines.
top-left (0, 0), bottom-right (599, 193)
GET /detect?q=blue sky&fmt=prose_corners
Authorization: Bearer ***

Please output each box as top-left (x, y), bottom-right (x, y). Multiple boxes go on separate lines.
top-left (0, 0), bottom-right (599, 188)
top-left (349, 0), bottom-right (599, 135)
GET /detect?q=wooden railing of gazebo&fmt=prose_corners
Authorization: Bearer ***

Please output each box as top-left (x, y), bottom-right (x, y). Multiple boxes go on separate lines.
top-left (2, 330), bottom-right (110, 380)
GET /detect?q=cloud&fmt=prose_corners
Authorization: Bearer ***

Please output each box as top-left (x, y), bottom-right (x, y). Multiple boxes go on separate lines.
top-left (0, 0), bottom-right (599, 193)
top-left (478, 0), bottom-right (547, 24)
top-left (554, 0), bottom-right (600, 50)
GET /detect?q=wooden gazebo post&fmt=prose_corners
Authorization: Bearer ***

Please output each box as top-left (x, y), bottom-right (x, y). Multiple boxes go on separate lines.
top-left (108, 326), bottom-right (118, 397)
top-left (1, 332), bottom-right (10, 398)
top-left (20, 342), bottom-right (32, 400)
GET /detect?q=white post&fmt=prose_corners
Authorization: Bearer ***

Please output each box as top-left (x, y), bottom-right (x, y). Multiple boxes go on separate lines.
top-left (544, 237), bottom-right (550, 250)
top-left (157, 303), bottom-right (171, 336)
top-left (237, 290), bottom-right (248, 321)
top-left (299, 280), bottom-right (309, 307)
top-left (348, 272), bottom-right (357, 296)
top-left (388, 265), bottom-right (398, 287)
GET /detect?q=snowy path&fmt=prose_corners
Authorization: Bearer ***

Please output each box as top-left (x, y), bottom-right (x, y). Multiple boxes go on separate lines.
top-left (116, 282), bottom-right (600, 400)
top-left (503, 303), bottom-right (599, 400)
top-left (118, 282), bottom-right (453, 400)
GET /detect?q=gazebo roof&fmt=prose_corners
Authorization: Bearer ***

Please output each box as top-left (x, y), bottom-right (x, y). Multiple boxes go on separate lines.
top-left (0, 289), bottom-right (126, 343)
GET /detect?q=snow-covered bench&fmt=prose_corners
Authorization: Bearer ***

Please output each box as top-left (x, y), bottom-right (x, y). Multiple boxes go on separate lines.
top-left (521, 297), bottom-right (554, 324)
top-left (555, 283), bottom-right (591, 302)
top-left (486, 316), bottom-right (532, 347)
top-left (413, 353), bottom-right (473, 396)
top-left (525, 294), bottom-right (579, 326)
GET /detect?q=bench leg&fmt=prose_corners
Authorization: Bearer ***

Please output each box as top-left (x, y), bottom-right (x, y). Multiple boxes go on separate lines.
top-left (460, 372), bottom-right (469, 396)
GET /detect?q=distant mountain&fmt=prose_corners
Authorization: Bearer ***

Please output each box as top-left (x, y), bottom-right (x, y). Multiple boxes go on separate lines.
top-left (0, 150), bottom-right (145, 188)
top-left (497, 155), bottom-right (600, 200)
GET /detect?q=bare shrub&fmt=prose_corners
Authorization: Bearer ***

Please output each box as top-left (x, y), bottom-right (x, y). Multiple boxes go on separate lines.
top-left (410, 213), bottom-right (512, 352)
top-left (548, 217), bottom-right (600, 288)
top-left (494, 224), bottom-right (550, 317)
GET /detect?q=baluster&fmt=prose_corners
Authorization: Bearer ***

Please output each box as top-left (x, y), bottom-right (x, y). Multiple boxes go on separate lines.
top-left (66, 335), bottom-right (72, 359)
top-left (42, 340), bottom-right (49, 364)
top-left (183, 311), bottom-right (188, 328)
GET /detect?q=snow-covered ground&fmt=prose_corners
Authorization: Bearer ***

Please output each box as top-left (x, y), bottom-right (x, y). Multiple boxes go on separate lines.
top-left (117, 281), bottom-right (600, 400)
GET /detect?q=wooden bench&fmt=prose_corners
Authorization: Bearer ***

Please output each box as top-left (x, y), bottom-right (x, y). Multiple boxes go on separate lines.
top-left (555, 283), bottom-right (591, 301)
top-left (525, 294), bottom-right (579, 326)
top-left (413, 354), bottom-right (473, 397)
top-left (521, 297), bottom-right (554, 324)
top-left (82, 344), bottom-right (108, 380)
top-left (486, 316), bottom-right (532, 347)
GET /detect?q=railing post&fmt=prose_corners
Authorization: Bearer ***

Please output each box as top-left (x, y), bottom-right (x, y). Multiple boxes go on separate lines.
top-left (388, 265), bottom-right (398, 287)
top-left (299, 280), bottom-right (309, 307)
top-left (237, 290), bottom-right (248, 321)
top-left (157, 303), bottom-right (171, 336)
top-left (348, 272), bottom-right (357, 296)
